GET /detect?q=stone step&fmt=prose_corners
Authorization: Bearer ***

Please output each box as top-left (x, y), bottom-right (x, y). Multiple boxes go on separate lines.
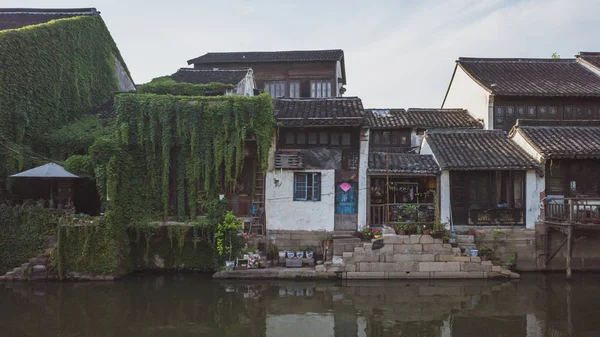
top-left (30, 256), bottom-right (49, 265)
top-left (43, 247), bottom-right (54, 255)
top-left (46, 236), bottom-right (58, 247)
top-left (5, 271), bottom-right (14, 277)
top-left (21, 263), bottom-right (30, 270)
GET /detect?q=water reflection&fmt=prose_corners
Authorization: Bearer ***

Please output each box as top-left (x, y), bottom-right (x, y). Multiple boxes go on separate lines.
top-left (1, 273), bottom-right (600, 337)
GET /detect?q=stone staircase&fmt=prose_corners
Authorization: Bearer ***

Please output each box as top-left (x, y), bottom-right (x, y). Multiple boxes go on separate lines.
top-left (317, 234), bottom-right (519, 280)
top-left (456, 234), bottom-right (477, 254)
top-left (0, 236), bottom-right (57, 281)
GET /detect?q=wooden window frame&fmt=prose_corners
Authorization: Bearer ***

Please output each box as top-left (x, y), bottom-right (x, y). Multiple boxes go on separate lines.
top-left (264, 81), bottom-right (285, 98)
top-left (310, 80), bottom-right (332, 98)
top-left (294, 172), bottom-right (321, 201)
top-left (370, 130), bottom-right (411, 148)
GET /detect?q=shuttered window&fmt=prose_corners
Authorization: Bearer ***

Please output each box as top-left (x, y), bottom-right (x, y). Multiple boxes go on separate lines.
top-left (289, 81), bottom-right (300, 98)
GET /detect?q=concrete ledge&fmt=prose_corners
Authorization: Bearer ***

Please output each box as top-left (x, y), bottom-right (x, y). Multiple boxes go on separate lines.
top-left (212, 267), bottom-right (337, 280)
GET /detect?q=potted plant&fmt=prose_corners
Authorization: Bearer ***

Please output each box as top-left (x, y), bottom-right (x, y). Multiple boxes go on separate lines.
top-left (361, 226), bottom-right (374, 241)
top-left (372, 228), bottom-right (382, 239)
top-left (479, 247), bottom-right (493, 261)
top-left (278, 250), bottom-right (287, 259)
top-left (422, 225), bottom-right (430, 236)
top-left (286, 250), bottom-right (295, 258)
top-left (304, 246), bottom-right (314, 259)
top-left (402, 204), bottom-right (420, 222)
top-left (393, 223), bottom-right (409, 235)
top-left (296, 249), bottom-right (304, 258)
top-left (215, 211), bottom-right (243, 270)
top-left (269, 245), bottom-right (279, 266)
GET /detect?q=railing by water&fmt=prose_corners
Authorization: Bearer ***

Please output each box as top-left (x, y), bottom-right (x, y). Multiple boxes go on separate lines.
top-left (544, 197), bottom-right (600, 225)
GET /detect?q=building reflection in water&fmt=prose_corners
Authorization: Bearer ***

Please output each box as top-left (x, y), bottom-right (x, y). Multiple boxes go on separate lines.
top-left (1, 273), bottom-right (599, 337)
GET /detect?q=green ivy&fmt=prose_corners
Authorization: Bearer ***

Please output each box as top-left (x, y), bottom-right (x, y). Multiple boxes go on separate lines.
top-left (0, 204), bottom-right (55, 274)
top-left (48, 116), bottom-right (111, 160)
top-left (63, 155), bottom-right (94, 177)
top-left (137, 77), bottom-right (235, 96)
top-left (0, 15), bottom-right (127, 201)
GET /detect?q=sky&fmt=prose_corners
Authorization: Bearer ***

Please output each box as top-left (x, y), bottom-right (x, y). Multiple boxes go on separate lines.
top-left (5, 0), bottom-right (600, 108)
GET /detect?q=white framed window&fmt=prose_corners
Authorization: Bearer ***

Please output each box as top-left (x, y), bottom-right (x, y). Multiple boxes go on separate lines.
top-left (310, 80), bottom-right (332, 98)
top-left (264, 81), bottom-right (285, 98)
top-left (289, 81), bottom-right (300, 98)
top-left (294, 172), bottom-right (321, 201)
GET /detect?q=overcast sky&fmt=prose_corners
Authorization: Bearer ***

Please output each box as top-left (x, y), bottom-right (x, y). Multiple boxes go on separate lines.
top-left (7, 0), bottom-right (600, 107)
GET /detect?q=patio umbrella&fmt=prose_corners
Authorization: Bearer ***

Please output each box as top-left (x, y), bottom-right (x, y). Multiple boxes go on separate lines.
top-left (10, 163), bottom-right (80, 204)
top-left (10, 163), bottom-right (79, 178)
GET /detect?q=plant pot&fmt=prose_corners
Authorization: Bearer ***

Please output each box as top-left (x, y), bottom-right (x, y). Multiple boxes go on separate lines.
top-left (422, 230), bottom-right (430, 235)
top-left (467, 230), bottom-right (474, 236)
top-left (287, 251), bottom-right (295, 258)
top-left (397, 229), bottom-right (406, 235)
top-left (278, 251), bottom-right (286, 258)
top-left (373, 233), bottom-right (382, 239)
top-left (305, 251), bottom-right (314, 259)
top-left (258, 260), bottom-right (266, 269)
top-left (296, 251), bottom-right (304, 258)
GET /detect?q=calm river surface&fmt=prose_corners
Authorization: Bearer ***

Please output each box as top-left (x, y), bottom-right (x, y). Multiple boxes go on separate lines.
top-left (1, 273), bottom-right (599, 337)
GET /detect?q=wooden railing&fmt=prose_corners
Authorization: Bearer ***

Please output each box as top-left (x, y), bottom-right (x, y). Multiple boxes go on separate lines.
top-left (468, 208), bottom-right (524, 225)
top-left (544, 198), bottom-right (600, 224)
top-left (370, 203), bottom-right (434, 226)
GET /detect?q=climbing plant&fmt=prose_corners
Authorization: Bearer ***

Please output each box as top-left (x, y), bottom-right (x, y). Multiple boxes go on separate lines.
top-left (97, 91), bottom-right (275, 221)
top-left (0, 15), bottom-right (128, 201)
top-left (0, 204), bottom-right (55, 274)
top-left (137, 77), bottom-right (235, 96)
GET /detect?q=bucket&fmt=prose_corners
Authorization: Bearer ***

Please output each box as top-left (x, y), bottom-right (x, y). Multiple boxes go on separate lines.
top-left (471, 249), bottom-right (478, 257)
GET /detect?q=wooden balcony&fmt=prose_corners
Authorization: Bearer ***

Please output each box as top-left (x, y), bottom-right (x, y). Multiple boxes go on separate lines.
top-left (369, 203), bottom-right (434, 226)
top-left (544, 198), bottom-right (600, 225)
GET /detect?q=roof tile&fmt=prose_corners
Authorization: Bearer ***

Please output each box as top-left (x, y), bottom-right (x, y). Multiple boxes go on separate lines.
top-left (364, 108), bottom-right (482, 129)
top-left (274, 97), bottom-right (365, 127)
top-left (369, 152), bottom-right (439, 174)
top-left (188, 49), bottom-right (344, 65)
top-left (512, 120), bottom-right (600, 159)
top-left (425, 129), bottom-right (539, 171)
top-left (458, 57), bottom-right (600, 97)
top-left (169, 68), bottom-right (249, 85)
top-left (0, 8), bottom-right (98, 30)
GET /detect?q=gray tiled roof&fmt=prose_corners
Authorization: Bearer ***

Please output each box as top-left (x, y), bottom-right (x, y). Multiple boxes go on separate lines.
top-left (457, 57), bottom-right (600, 97)
top-left (425, 129), bottom-right (540, 171)
top-left (512, 119), bottom-right (600, 159)
top-left (364, 108), bottom-right (481, 129)
top-left (188, 49), bottom-right (344, 64)
top-left (369, 152), bottom-right (439, 175)
top-left (274, 97), bottom-right (365, 127)
top-left (0, 8), bottom-right (98, 30)
top-left (169, 68), bottom-right (249, 85)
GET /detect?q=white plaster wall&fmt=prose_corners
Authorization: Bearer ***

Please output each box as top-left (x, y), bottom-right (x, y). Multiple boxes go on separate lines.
top-left (336, 61), bottom-right (343, 96)
top-left (439, 171), bottom-right (452, 228)
top-left (113, 56), bottom-right (135, 92)
top-left (578, 58), bottom-right (600, 76)
top-left (265, 169), bottom-right (335, 231)
top-left (511, 130), bottom-right (544, 163)
top-left (410, 129), bottom-right (423, 149)
top-left (357, 128), bottom-right (369, 231)
top-left (526, 169), bottom-right (544, 229)
top-left (419, 137), bottom-right (433, 155)
top-left (443, 66), bottom-right (492, 129)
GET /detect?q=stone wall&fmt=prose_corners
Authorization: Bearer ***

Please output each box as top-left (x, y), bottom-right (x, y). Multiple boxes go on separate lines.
top-left (536, 223), bottom-right (600, 271)
top-left (267, 230), bottom-right (331, 253)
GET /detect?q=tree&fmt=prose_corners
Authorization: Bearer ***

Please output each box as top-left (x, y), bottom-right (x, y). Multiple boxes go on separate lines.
top-left (551, 52), bottom-right (560, 59)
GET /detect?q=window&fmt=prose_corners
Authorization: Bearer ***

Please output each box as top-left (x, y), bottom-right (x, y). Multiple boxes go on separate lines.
top-left (294, 173), bottom-right (321, 201)
top-left (264, 81), bottom-right (285, 98)
top-left (289, 81), bottom-right (300, 98)
top-left (285, 132), bottom-right (295, 145)
top-left (371, 130), bottom-right (411, 147)
top-left (308, 132), bottom-right (318, 145)
top-left (341, 132), bottom-right (351, 146)
top-left (311, 80), bottom-right (332, 98)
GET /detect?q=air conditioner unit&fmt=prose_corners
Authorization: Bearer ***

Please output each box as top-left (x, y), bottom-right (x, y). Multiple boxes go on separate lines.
top-left (274, 152), bottom-right (304, 169)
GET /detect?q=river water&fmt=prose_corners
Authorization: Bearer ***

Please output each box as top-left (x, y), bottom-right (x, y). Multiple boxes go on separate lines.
top-left (1, 273), bottom-right (599, 337)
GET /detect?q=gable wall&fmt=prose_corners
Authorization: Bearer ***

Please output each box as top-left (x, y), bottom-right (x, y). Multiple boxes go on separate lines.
top-left (443, 66), bottom-right (492, 129)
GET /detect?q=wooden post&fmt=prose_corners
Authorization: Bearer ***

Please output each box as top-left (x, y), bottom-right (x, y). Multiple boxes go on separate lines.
top-left (544, 225), bottom-right (550, 271)
top-left (385, 151), bottom-right (390, 224)
top-left (566, 224), bottom-right (573, 279)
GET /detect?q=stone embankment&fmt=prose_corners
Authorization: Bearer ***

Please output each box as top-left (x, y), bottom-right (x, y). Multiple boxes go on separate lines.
top-left (0, 236), bottom-right (57, 281)
top-left (320, 234), bottom-right (519, 279)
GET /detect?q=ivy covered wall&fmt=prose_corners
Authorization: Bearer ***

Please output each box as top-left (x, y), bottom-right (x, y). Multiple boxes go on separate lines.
top-left (0, 15), bottom-right (129, 201)
top-left (0, 205), bottom-right (54, 274)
